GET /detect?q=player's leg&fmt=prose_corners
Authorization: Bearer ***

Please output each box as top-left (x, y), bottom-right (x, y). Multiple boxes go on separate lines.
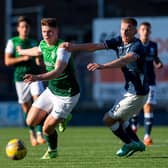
top-left (130, 114), bottom-right (139, 132)
top-left (143, 103), bottom-right (154, 146)
top-left (22, 102), bottom-right (39, 146)
top-left (122, 121), bottom-right (145, 157)
top-left (103, 94), bottom-right (137, 157)
top-left (15, 82), bottom-right (38, 146)
top-left (143, 85), bottom-right (156, 146)
top-left (103, 113), bottom-right (137, 157)
top-left (31, 81), bottom-right (46, 144)
top-left (40, 114), bottom-right (61, 159)
top-left (58, 94), bottom-right (80, 133)
top-left (58, 113), bottom-right (72, 133)
top-left (104, 93), bottom-right (147, 157)
top-left (41, 90), bottom-right (80, 159)
top-left (121, 94), bottom-right (147, 156)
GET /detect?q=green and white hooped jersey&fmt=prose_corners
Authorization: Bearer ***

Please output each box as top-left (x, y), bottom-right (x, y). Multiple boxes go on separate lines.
top-left (5, 36), bottom-right (41, 81)
top-left (39, 39), bottom-right (80, 97)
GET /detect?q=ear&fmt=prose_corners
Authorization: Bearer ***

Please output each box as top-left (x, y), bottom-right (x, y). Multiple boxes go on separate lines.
top-left (16, 26), bottom-right (19, 33)
top-left (56, 27), bottom-right (59, 34)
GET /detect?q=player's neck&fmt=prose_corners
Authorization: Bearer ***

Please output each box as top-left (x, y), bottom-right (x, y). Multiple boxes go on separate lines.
top-left (46, 39), bottom-right (58, 46)
top-left (19, 35), bottom-right (28, 40)
top-left (140, 38), bottom-right (149, 44)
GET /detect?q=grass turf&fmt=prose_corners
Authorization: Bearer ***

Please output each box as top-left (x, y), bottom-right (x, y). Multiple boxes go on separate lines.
top-left (0, 126), bottom-right (168, 168)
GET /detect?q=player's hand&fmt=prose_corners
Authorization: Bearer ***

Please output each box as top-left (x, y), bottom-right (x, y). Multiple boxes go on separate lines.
top-left (16, 46), bottom-right (22, 54)
top-left (16, 46), bottom-right (32, 61)
top-left (23, 74), bottom-right (38, 83)
top-left (87, 63), bottom-right (104, 71)
top-left (59, 42), bottom-right (71, 51)
top-left (154, 62), bottom-right (163, 69)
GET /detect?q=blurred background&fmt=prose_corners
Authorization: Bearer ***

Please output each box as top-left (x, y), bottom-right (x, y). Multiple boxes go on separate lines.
top-left (0, 0), bottom-right (168, 126)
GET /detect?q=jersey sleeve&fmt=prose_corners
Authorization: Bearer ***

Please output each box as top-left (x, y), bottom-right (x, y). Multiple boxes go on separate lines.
top-left (104, 36), bottom-right (121, 50)
top-left (5, 40), bottom-right (14, 54)
top-left (57, 48), bottom-right (71, 64)
top-left (129, 40), bottom-right (145, 59)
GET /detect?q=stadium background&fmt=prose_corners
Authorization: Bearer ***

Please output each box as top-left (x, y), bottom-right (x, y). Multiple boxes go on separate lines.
top-left (0, 0), bottom-right (168, 126)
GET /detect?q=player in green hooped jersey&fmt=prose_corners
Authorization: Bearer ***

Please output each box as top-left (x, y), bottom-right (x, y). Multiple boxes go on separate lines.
top-left (17, 18), bottom-right (80, 159)
top-left (4, 16), bottom-right (46, 146)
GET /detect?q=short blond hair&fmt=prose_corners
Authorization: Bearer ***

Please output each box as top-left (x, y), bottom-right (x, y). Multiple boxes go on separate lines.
top-left (122, 17), bottom-right (137, 27)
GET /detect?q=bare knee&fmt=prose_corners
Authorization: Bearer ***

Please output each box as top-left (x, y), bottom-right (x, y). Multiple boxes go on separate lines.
top-left (21, 102), bottom-right (31, 113)
top-left (42, 116), bottom-right (61, 135)
top-left (26, 107), bottom-right (47, 127)
top-left (26, 117), bottom-right (36, 127)
top-left (103, 113), bottom-right (117, 126)
top-left (42, 124), bottom-right (55, 135)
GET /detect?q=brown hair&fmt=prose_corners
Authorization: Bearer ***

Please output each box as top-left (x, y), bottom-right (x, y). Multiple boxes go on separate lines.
top-left (17, 16), bottom-right (31, 26)
top-left (41, 18), bottom-right (58, 28)
top-left (122, 17), bottom-right (137, 27)
top-left (139, 22), bottom-right (151, 28)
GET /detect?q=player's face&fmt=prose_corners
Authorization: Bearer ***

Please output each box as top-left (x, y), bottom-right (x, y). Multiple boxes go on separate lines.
top-left (41, 25), bottom-right (59, 45)
top-left (138, 25), bottom-right (151, 41)
top-left (17, 21), bottom-right (30, 39)
top-left (120, 22), bottom-right (137, 44)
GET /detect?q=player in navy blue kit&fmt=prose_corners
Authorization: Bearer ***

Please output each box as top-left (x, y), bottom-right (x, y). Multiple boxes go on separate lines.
top-left (61, 18), bottom-right (149, 157)
top-left (131, 22), bottom-right (163, 146)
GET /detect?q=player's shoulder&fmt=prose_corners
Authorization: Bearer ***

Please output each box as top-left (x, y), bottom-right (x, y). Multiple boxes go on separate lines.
top-left (149, 40), bottom-right (157, 47)
top-left (134, 38), bottom-right (142, 44)
top-left (39, 39), bottom-right (46, 46)
top-left (10, 36), bottom-right (19, 42)
top-left (107, 35), bottom-right (122, 45)
top-left (111, 35), bottom-right (121, 42)
top-left (132, 38), bottom-right (144, 48)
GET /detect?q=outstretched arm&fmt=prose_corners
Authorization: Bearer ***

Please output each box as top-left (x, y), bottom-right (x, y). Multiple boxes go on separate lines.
top-left (17, 46), bottom-right (42, 56)
top-left (87, 53), bottom-right (137, 71)
top-left (4, 40), bottom-right (35, 66)
top-left (24, 60), bottom-right (67, 82)
top-left (24, 48), bottom-right (70, 83)
top-left (59, 42), bottom-right (105, 52)
top-left (5, 53), bottom-right (32, 66)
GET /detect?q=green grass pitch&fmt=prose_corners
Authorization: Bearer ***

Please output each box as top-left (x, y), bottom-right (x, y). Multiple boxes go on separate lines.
top-left (0, 126), bottom-right (168, 168)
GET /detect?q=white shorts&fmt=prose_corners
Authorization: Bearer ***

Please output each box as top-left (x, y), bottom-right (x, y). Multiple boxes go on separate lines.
top-left (146, 85), bottom-right (157, 104)
top-left (108, 92), bottom-right (147, 121)
top-left (15, 81), bottom-right (44, 104)
top-left (32, 87), bottom-right (80, 119)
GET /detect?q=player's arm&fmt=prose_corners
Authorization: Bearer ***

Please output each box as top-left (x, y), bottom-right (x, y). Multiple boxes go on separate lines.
top-left (4, 40), bottom-right (32, 66)
top-left (153, 43), bottom-right (163, 69)
top-left (5, 53), bottom-right (32, 66)
top-left (87, 52), bottom-right (137, 71)
top-left (24, 48), bottom-right (70, 83)
top-left (17, 46), bottom-right (41, 57)
top-left (59, 42), bottom-right (105, 52)
top-left (153, 56), bottom-right (163, 69)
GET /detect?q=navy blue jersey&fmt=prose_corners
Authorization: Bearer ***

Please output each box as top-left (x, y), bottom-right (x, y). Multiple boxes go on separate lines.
top-left (143, 41), bottom-right (158, 85)
top-left (104, 36), bottom-right (149, 95)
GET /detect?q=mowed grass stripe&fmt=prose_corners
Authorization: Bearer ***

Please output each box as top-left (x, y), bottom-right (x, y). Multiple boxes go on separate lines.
top-left (0, 127), bottom-right (168, 168)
